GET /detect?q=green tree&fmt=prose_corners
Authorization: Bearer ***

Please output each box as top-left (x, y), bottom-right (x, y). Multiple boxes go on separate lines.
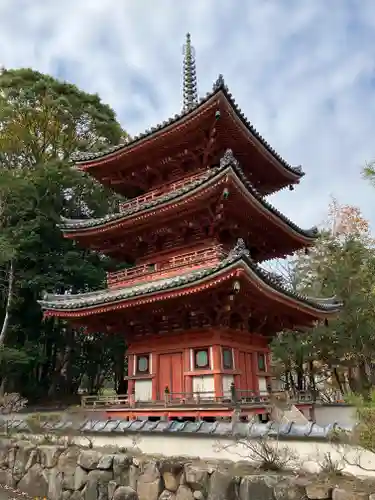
top-left (0, 68), bottom-right (127, 400)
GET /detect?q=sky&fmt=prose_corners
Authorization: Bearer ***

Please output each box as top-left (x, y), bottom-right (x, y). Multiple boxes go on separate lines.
top-left (1, 0), bottom-right (375, 231)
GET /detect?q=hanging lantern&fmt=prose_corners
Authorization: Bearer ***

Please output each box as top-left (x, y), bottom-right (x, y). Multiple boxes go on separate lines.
top-left (215, 110), bottom-right (221, 120)
top-left (289, 185), bottom-right (294, 191)
top-left (233, 280), bottom-right (241, 293)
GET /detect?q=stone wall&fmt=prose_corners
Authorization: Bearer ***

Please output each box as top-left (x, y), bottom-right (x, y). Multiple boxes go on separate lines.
top-left (0, 439), bottom-right (374, 500)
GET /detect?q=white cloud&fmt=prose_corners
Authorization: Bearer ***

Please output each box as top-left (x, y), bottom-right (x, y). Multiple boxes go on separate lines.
top-left (0, 0), bottom-right (374, 230)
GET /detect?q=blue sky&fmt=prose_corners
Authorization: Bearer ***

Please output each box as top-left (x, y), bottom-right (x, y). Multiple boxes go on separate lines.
top-left (1, 0), bottom-right (375, 231)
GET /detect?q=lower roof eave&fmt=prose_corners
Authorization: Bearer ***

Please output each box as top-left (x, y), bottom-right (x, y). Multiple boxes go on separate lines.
top-left (38, 243), bottom-right (343, 320)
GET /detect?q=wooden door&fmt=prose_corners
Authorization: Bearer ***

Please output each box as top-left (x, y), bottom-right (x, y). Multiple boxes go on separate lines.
top-left (238, 351), bottom-right (253, 394)
top-left (158, 352), bottom-right (183, 399)
top-left (170, 352), bottom-right (183, 399)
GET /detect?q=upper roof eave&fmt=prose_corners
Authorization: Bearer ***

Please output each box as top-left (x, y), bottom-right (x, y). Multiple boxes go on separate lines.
top-left (72, 76), bottom-right (304, 180)
top-left (38, 239), bottom-right (342, 316)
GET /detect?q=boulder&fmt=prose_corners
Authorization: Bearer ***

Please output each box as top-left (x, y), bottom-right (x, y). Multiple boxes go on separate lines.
top-left (129, 465), bottom-right (139, 491)
top-left (98, 454), bottom-right (114, 470)
top-left (59, 446), bottom-right (81, 490)
top-left (13, 440), bottom-right (36, 480)
top-left (108, 479), bottom-right (118, 500)
top-left (184, 464), bottom-right (209, 493)
top-left (160, 461), bottom-right (183, 491)
top-left (193, 492), bottom-right (204, 500)
top-left (59, 446), bottom-right (81, 469)
top-left (136, 460), bottom-right (162, 500)
top-left (113, 454), bottom-right (132, 485)
top-left (78, 449), bottom-right (103, 471)
top-left (70, 491), bottom-right (84, 500)
top-left (85, 469), bottom-right (113, 500)
top-left (306, 483), bottom-right (333, 500)
top-left (75, 465), bottom-right (89, 490)
top-left (7, 446), bottom-right (16, 470)
top-left (176, 485), bottom-right (194, 500)
top-left (208, 470), bottom-right (237, 500)
top-left (239, 476), bottom-right (275, 500)
top-left (47, 468), bottom-right (64, 500)
top-left (0, 468), bottom-right (16, 488)
top-left (332, 489), bottom-right (369, 500)
top-left (17, 463), bottom-right (48, 497)
top-left (0, 444), bottom-right (9, 468)
top-left (159, 490), bottom-right (177, 500)
top-left (25, 449), bottom-right (39, 472)
top-left (113, 485), bottom-right (139, 500)
top-left (163, 471), bottom-right (180, 492)
top-left (274, 479), bottom-right (307, 500)
top-left (39, 444), bottom-right (65, 468)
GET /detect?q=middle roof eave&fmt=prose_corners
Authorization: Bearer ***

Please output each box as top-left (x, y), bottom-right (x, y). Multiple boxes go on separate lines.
top-left (59, 151), bottom-right (318, 241)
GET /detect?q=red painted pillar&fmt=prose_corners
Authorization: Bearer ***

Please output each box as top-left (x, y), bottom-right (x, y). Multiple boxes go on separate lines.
top-left (265, 350), bottom-right (272, 391)
top-left (183, 348), bottom-right (193, 396)
top-left (252, 351), bottom-right (259, 395)
top-left (212, 345), bottom-right (223, 398)
top-left (127, 355), bottom-right (135, 403)
top-left (152, 353), bottom-right (159, 400)
top-left (233, 348), bottom-right (240, 388)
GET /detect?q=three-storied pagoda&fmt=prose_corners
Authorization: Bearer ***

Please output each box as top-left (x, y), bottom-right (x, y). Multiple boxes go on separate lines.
top-left (39, 35), bottom-right (341, 420)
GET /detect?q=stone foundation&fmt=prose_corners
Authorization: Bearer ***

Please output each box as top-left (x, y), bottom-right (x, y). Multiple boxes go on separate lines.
top-left (0, 439), bottom-right (374, 500)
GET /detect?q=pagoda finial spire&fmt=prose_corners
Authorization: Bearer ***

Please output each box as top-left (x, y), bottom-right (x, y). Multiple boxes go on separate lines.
top-left (182, 33), bottom-right (198, 111)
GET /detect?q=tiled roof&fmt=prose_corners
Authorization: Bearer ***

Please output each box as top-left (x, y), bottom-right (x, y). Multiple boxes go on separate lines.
top-left (3, 416), bottom-right (352, 441)
top-left (72, 76), bottom-right (304, 180)
top-left (60, 150), bottom-right (317, 240)
top-left (38, 238), bottom-right (342, 313)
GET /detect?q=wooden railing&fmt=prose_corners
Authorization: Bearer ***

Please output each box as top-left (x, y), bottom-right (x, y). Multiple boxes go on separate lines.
top-left (107, 245), bottom-right (225, 288)
top-left (81, 390), bottom-right (313, 409)
top-left (119, 172), bottom-right (205, 212)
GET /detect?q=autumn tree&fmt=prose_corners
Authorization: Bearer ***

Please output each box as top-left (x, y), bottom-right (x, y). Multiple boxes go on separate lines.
top-left (271, 199), bottom-right (375, 399)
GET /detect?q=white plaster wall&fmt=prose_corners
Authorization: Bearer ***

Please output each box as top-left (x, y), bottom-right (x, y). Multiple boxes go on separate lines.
top-left (222, 375), bottom-right (234, 397)
top-left (61, 433), bottom-right (375, 478)
top-left (314, 405), bottom-right (357, 427)
top-left (134, 380), bottom-right (152, 401)
top-left (258, 376), bottom-right (268, 395)
top-left (192, 375), bottom-right (215, 397)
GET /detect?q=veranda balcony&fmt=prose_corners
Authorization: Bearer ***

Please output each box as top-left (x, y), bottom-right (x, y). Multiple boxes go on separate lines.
top-left (106, 245), bottom-right (225, 288)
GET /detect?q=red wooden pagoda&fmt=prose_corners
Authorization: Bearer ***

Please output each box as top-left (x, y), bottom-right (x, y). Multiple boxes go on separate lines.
top-left (39, 34), bottom-right (341, 421)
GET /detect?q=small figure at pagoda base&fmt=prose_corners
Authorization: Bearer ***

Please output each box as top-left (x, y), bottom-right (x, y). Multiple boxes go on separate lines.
top-left (39, 35), bottom-right (342, 422)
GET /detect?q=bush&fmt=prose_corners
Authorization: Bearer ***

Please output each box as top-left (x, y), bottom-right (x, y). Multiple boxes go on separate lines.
top-left (346, 391), bottom-right (375, 452)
